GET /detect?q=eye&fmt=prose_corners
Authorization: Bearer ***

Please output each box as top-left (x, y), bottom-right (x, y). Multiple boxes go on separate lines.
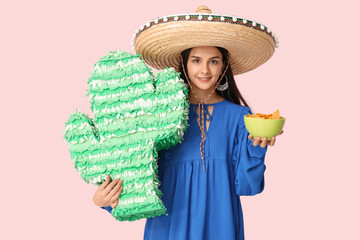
top-left (192, 59), bottom-right (200, 63)
top-left (210, 60), bottom-right (218, 64)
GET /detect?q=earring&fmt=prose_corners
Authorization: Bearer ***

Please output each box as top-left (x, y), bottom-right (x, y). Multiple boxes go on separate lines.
top-left (216, 75), bottom-right (228, 91)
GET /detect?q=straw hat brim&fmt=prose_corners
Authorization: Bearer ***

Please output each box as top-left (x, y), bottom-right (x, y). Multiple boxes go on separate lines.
top-left (133, 14), bottom-right (277, 75)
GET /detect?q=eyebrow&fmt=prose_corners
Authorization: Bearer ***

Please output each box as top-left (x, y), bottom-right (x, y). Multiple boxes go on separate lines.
top-left (190, 56), bottom-right (221, 59)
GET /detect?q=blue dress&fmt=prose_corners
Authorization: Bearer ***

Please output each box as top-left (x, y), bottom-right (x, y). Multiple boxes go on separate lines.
top-left (103, 99), bottom-right (267, 240)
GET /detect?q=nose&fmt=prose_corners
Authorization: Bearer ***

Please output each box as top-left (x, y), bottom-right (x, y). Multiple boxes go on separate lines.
top-left (200, 63), bottom-right (210, 75)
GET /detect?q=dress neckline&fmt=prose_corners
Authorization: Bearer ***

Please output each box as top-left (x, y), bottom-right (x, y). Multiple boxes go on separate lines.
top-left (189, 99), bottom-right (226, 106)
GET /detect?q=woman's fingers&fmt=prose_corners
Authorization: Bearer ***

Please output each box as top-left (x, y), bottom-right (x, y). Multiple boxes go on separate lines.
top-left (109, 185), bottom-right (123, 208)
top-left (107, 180), bottom-right (123, 198)
top-left (253, 137), bottom-right (273, 148)
top-left (104, 178), bottom-right (120, 194)
top-left (93, 176), bottom-right (124, 208)
top-left (98, 175), bottom-right (111, 190)
top-left (260, 137), bottom-right (267, 148)
top-left (111, 200), bottom-right (119, 208)
top-left (250, 130), bottom-right (282, 147)
top-left (110, 186), bottom-right (123, 203)
top-left (269, 137), bottom-right (276, 146)
top-left (253, 137), bottom-right (261, 146)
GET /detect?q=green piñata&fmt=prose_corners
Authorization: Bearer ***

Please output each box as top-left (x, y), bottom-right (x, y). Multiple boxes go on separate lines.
top-left (64, 50), bottom-right (189, 221)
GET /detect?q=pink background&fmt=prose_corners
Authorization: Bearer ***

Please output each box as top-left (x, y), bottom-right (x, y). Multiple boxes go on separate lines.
top-left (1, 0), bottom-right (359, 239)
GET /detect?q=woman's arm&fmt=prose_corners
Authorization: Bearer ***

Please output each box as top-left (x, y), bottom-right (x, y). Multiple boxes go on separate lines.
top-left (234, 128), bottom-right (268, 196)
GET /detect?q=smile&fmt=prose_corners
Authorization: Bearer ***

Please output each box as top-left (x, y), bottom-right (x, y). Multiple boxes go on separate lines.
top-left (198, 77), bottom-right (211, 82)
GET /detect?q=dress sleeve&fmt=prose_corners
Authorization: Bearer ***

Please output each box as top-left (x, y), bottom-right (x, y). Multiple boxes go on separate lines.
top-left (101, 206), bottom-right (113, 214)
top-left (232, 108), bottom-right (268, 196)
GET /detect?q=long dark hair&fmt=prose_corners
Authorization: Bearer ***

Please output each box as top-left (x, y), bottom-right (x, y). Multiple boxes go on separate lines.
top-left (179, 47), bottom-right (249, 107)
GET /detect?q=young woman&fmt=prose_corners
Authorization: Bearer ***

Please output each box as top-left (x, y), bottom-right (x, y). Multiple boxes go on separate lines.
top-left (93, 6), bottom-right (282, 240)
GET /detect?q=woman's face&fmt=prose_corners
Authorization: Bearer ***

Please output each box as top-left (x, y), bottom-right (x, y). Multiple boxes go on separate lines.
top-left (186, 46), bottom-right (224, 92)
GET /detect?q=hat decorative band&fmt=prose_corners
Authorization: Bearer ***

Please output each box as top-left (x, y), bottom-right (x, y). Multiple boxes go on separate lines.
top-left (132, 15), bottom-right (278, 49)
top-left (133, 6), bottom-right (278, 75)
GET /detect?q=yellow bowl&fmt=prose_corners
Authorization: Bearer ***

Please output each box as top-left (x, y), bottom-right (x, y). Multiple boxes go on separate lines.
top-left (244, 115), bottom-right (285, 140)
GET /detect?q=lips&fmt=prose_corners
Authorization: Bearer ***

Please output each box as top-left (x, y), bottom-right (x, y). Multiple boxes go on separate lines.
top-left (197, 77), bottom-right (211, 82)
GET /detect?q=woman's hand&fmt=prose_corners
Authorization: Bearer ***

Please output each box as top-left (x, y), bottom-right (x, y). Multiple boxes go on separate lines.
top-left (93, 175), bottom-right (123, 208)
top-left (248, 130), bottom-right (284, 148)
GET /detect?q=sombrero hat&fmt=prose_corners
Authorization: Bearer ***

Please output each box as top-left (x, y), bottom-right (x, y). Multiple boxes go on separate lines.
top-left (132, 5), bottom-right (278, 75)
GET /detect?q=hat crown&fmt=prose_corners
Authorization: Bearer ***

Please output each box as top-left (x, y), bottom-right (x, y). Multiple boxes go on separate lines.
top-left (195, 5), bottom-right (212, 14)
top-left (134, 6), bottom-right (277, 75)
